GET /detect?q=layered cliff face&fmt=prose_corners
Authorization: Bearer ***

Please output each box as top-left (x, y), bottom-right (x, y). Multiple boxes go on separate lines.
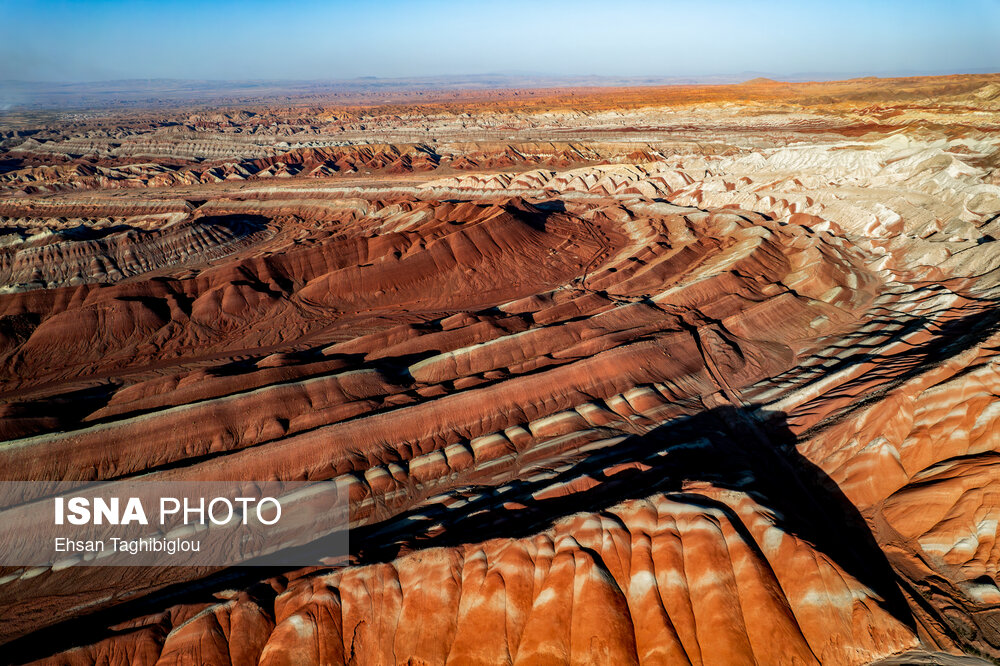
top-left (1, 76), bottom-right (1000, 665)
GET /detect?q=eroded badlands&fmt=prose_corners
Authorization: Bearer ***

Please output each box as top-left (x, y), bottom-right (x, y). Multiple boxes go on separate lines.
top-left (1, 75), bottom-right (999, 665)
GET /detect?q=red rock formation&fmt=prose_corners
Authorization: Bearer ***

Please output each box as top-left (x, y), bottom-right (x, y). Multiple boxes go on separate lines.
top-left (2, 74), bottom-right (1000, 665)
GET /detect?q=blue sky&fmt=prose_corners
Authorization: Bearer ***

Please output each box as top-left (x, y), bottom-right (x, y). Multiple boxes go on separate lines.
top-left (2, 0), bottom-right (998, 82)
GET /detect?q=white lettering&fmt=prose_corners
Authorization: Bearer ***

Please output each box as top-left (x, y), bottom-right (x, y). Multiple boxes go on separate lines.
top-left (160, 497), bottom-right (180, 524)
top-left (257, 497), bottom-right (281, 525)
top-left (67, 497), bottom-right (90, 525)
top-left (208, 498), bottom-right (233, 525)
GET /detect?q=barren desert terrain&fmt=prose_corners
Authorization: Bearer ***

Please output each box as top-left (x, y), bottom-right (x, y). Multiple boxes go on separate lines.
top-left (1, 74), bottom-right (1000, 664)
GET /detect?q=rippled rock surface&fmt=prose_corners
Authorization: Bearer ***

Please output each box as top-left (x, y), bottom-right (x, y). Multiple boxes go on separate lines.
top-left (1, 75), bottom-right (1000, 665)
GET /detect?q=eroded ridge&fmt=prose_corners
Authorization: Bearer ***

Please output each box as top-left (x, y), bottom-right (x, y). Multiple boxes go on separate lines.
top-left (1, 75), bottom-right (1000, 665)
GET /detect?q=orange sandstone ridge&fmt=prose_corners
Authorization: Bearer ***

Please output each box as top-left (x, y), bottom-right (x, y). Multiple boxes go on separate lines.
top-left (0, 74), bottom-right (999, 665)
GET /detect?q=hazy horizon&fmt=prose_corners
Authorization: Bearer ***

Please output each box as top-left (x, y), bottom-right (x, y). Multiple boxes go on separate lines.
top-left (2, 0), bottom-right (998, 84)
top-left (3, 67), bottom-right (1000, 87)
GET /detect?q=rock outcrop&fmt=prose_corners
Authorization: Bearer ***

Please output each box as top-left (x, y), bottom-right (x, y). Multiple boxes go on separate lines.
top-left (1, 74), bottom-right (999, 665)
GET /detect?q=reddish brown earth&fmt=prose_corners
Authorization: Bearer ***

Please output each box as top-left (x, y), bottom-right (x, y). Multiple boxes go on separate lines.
top-left (1, 74), bottom-right (1000, 665)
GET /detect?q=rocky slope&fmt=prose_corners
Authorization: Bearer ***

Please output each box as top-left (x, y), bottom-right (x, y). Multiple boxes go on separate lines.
top-left (1, 75), bottom-right (999, 665)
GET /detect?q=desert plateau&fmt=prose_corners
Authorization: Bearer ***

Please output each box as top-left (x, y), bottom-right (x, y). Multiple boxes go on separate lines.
top-left (0, 71), bottom-right (999, 665)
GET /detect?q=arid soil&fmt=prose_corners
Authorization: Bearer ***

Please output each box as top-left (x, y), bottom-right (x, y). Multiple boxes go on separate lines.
top-left (1, 74), bottom-right (1000, 665)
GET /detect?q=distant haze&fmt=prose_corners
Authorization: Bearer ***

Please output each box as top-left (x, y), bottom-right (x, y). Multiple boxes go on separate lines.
top-left (2, 0), bottom-right (998, 83)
